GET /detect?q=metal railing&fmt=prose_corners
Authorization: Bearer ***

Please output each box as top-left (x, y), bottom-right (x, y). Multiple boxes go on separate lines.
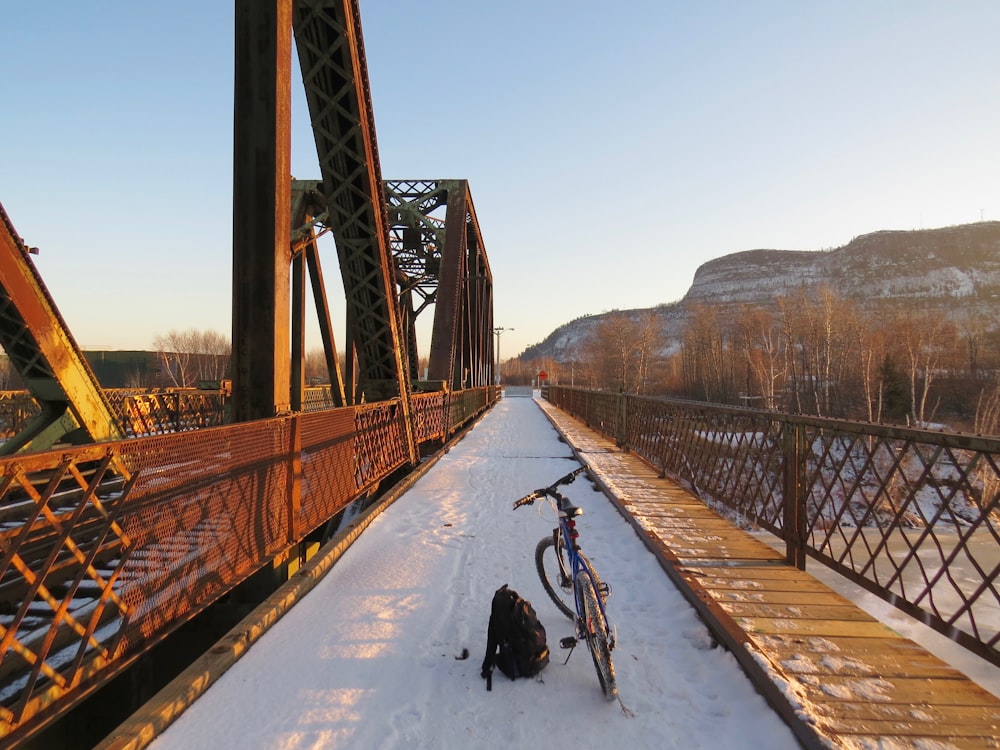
top-left (0, 386), bottom-right (498, 743)
top-left (544, 385), bottom-right (1000, 668)
top-left (0, 385), bottom-right (371, 442)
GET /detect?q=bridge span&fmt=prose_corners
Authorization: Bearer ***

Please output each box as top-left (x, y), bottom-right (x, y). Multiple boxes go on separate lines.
top-left (90, 394), bottom-right (999, 750)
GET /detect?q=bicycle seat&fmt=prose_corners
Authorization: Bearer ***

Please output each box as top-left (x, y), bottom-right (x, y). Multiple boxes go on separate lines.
top-left (559, 504), bottom-right (583, 518)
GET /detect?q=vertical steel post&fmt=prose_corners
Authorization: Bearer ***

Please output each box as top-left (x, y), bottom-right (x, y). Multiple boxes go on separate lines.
top-left (232, 0), bottom-right (292, 422)
top-left (291, 250), bottom-right (305, 412)
top-left (782, 422), bottom-right (807, 570)
top-left (616, 392), bottom-right (628, 449)
top-left (288, 413), bottom-right (302, 542)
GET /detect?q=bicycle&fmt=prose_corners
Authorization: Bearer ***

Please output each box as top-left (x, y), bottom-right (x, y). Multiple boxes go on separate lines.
top-left (513, 465), bottom-right (617, 700)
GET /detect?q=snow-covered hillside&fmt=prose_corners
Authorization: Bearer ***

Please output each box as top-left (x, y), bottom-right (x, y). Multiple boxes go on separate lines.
top-left (521, 221), bottom-right (1000, 363)
top-left (684, 221), bottom-right (1000, 307)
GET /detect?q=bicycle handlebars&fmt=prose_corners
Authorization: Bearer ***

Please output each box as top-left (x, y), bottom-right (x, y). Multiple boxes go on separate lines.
top-left (512, 465), bottom-right (589, 510)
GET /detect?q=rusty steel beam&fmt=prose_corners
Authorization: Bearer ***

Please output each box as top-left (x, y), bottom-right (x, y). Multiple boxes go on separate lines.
top-left (467, 231), bottom-right (494, 387)
top-left (291, 243), bottom-right (306, 412)
top-left (291, 180), bottom-right (346, 406)
top-left (294, 0), bottom-right (415, 464)
top-left (428, 183), bottom-right (466, 389)
top-left (464, 190), bottom-right (494, 387)
top-left (461, 184), bottom-right (493, 389)
top-left (0, 203), bottom-right (122, 452)
top-left (293, 2), bottom-right (409, 400)
top-left (231, 0), bottom-right (293, 423)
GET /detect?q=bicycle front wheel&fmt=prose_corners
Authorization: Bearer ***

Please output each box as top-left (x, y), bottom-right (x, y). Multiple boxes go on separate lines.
top-left (535, 535), bottom-right (574, 619)
top-left (577, 559), bottom-right (617, 700)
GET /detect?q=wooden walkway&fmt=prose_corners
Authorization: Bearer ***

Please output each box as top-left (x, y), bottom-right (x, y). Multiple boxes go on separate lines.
top-left (536, 399), bottom-right (1000, 750)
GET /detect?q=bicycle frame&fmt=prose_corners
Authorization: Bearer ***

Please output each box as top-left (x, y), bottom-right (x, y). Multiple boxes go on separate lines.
top-left (549, 492), bottom-right (613, 628)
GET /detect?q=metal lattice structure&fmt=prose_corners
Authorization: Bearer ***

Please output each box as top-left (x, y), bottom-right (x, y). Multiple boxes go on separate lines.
top-left (385, 179), bottom-right (495, 390)
top-left (293, 0), bottom-right (411, 405)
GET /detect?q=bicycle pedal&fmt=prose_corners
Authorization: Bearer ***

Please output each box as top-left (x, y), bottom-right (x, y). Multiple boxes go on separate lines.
top-left (559, 636), bottom-right (578, 649)
top-left (599, 582), bottom-right (611, 598)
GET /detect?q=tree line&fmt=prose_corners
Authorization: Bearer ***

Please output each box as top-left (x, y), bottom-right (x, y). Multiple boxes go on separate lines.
top-left (149, 329), bottom-right (340, 389)
top-left (0, 328), bottom-right (393, 392)
top-left (4, 294), bottom-right (997, 433)
top-left (508, 288), bottom-right (1000, 432)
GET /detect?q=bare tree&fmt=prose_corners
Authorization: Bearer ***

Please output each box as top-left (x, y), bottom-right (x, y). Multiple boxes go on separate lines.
top-left (896, 311), bottom-right (954, 425)
top-left (583, 313), bottom-right (640, 392)
top-left (733, 305), bottom-right (783, 409)
top-left (305, 348), bottom-right (332, 384)
top-left (192, 329), bottom-right (231, 382)
top-left (775, 294), bottom-right (806, 413)
top-left (776, 287), bottom-right (856, 417)
top-left (973, 380), bottom-right (1000, 514)
top-left (975, 380), bottom-right (1000, 437)
top-left (856, 316), bottom-right (889, 423)
top-left (681, 303), bottom-right (734, 402)
top-left (152, 331), bottom-right (192, 387)
top-left (152, 329), bottom-right (231, 388)
top-left (957, 312), bottom-right (986, 378)
top-left (633, 310), bottom-right (666, 395)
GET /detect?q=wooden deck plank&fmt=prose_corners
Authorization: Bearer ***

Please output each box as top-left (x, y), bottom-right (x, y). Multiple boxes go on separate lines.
top-left (709, 589), bottom-right (857, 606)
top-left (752, 633), bottom-right (980, 678)
top-left (717, 601), bottom-right (882, 621)
top-left (794, 675), bottom-right (1000, 708)
top-left (686, 564), bottom-right (839, 581)
top-left (686, 572), bottom-right (835, 594)
top-left (810, 700), bottom-right (1000, 723)
top-left (734, 615), bottom-right (899, 638)
top-left (842, 728), bottom-right (998, 745)
top-left (536, 398), bottom-right (1000, 750)
top-left (754, 638), bottom-right (969, 681)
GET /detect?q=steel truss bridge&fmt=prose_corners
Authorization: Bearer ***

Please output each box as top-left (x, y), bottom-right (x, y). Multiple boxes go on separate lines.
top-left (0, 1), bottom-right (500, 743)
top-left (2, 2), bottom-right (999, 747)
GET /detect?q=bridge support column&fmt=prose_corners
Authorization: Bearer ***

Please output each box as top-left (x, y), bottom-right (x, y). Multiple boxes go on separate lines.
top-left (232, 0), bottom-right (293, 421)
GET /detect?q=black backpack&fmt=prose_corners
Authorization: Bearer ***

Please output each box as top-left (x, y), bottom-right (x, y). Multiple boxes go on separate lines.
top-left (480, 584), bottom-right (549, 690)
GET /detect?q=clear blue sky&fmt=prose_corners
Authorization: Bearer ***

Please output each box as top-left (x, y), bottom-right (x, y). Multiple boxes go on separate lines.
top-left (1, 2), bottom-right (998, 358)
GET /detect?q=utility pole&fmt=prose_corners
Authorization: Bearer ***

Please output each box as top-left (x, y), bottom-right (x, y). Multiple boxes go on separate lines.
top-left (493, 326), bottom-right (513, 385)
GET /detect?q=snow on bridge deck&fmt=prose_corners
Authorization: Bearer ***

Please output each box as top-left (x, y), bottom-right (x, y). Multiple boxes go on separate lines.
top-left (98, 396), bottom-right (998, 750)
top-left (535, 397), bottom-right (1000, 749)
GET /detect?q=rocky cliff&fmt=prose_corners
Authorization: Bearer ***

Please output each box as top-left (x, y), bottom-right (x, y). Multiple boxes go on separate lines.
top-left (521, 222), bottom-right (1000, 362)
top-left (683, 222), bottom-right (1000, 307)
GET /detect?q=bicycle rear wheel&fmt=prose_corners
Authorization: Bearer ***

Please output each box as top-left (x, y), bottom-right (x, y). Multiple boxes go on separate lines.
top-left (577, 558), bottom-right (617, 700)
top-left (535, 535), bottom-right (574, 619)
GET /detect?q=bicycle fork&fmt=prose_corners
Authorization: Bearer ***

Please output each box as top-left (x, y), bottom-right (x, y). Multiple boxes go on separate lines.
top-left (559, 568), bottom-right (615, 664)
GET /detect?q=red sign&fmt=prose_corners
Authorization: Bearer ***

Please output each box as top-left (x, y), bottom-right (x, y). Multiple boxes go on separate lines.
top-left (538, 371), bottom-right (547, 379)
